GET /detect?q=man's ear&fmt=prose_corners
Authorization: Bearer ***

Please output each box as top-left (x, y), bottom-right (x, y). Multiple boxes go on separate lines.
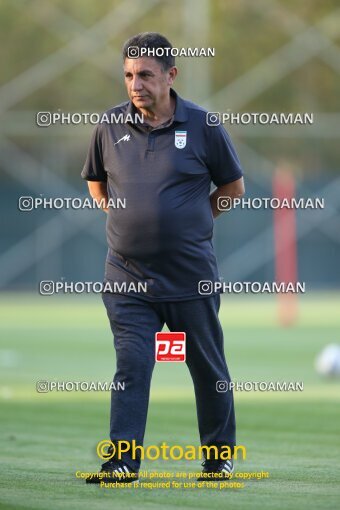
top-left (167, 66), bottom-right (178, 86)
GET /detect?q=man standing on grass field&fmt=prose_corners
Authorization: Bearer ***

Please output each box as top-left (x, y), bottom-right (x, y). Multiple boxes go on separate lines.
top-left (82, 32), bottom-right (244, 484)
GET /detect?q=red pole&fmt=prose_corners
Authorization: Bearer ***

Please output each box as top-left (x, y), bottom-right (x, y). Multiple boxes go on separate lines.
top-left (273, 167), bottom-right (298, 326)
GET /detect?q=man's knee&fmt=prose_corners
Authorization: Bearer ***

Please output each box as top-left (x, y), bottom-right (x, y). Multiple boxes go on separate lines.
top-left (115, 348), bottom-right (155, 382)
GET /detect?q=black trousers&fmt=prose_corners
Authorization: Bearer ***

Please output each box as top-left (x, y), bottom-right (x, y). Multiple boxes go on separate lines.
top-left (102, 292), bottom-right (235, 470)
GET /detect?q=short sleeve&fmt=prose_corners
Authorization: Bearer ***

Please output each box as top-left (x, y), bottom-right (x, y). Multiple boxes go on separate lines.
top-left (206, 124), bottom-right (243, 187)
top-left (81, 125), bottom-right (107, 182)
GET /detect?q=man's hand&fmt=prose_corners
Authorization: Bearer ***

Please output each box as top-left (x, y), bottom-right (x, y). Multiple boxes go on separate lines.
top-left (210, 177), bottom-right (245, 218)
top-left (88, 181), bottom-right (109, 213)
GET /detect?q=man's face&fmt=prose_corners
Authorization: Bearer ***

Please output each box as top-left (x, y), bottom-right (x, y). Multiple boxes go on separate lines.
top-left (124, 56), bottom-right (176, 110)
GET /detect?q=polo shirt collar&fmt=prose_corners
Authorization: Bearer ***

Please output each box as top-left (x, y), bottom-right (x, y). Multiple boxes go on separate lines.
top-left (125, 88), bottom-right (188, 124)
top-left (170, 88), bottom-right (188, 123)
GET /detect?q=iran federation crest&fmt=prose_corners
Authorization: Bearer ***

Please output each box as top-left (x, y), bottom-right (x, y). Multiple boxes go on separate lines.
top-left (174, 130), bottom-right (187, 149)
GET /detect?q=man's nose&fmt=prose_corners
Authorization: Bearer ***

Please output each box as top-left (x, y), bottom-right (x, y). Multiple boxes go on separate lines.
top-left (130, 75), bottom-right (143, 91)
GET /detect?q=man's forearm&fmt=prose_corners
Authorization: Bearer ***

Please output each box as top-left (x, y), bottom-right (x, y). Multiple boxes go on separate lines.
top-left (88, 181), bottom-right (109, 213)
top-left (210, 177), bottom-right (245, 218)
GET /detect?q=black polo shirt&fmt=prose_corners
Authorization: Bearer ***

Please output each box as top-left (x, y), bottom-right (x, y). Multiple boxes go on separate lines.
top-left (81, 89), bottom-right (243, 301)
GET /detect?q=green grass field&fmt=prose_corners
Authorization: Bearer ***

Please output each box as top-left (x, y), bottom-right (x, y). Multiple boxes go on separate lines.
top-left (1, 293), bottom-right (340, 510)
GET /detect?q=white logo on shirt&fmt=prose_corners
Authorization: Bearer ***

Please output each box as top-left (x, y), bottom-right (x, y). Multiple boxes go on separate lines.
top-left (114, 134), bottom-right (131, 145)
top-left (175, 130), bottom-right (187, 149)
